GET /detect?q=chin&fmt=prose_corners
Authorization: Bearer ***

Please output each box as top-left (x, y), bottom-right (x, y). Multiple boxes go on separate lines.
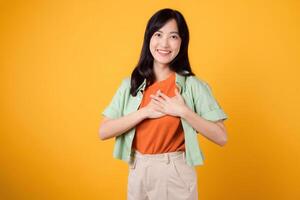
top-left (155, 58), bottom-right (173, 64)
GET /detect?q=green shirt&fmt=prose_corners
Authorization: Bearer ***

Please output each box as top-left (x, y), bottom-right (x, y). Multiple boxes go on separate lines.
top-left (102, 71), bottom-right (228, 166)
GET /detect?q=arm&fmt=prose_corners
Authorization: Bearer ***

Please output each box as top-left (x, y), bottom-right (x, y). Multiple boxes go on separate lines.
top-left (181, 106), bottom-right (228, 146)
top-left (99, 107), bottom-right (148, 140)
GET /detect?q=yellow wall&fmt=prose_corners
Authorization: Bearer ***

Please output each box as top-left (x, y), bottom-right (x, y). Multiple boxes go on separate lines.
top-left (1, 0), bottom-right (299, 199)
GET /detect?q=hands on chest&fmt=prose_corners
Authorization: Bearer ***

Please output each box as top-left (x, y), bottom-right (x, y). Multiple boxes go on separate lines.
top-left (144, 88), bottom-right (187, 119)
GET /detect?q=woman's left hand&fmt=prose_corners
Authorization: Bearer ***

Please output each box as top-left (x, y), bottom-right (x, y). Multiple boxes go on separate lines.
top-left (150, 88), bottom-right (187, 117)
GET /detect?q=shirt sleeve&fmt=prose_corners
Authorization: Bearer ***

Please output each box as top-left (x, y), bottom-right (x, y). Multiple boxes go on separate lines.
top-left (101, 79), bottom-right (126, 119)
top-left (194, 81), bottom-right (228, 122)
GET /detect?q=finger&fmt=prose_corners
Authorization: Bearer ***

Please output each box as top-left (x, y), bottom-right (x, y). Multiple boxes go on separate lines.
top-left (150, 90), bottom-right (160, 98)
top-left (176, 87), bottom-right (183, 97)
top-left (151, 99), bottom-right (164, 111)
top-left (150, 94), bottom-right (167, 105)
top-left (150, 97), bottom-right (163, 107)
top-left (150, 98), bottom-right (160, 105)
top-left (157, 90), bottom-right (171, 101)
top-left (154, 90), bottom-right (161, 97)
top-left (151, 96), bottom-right (164, 108)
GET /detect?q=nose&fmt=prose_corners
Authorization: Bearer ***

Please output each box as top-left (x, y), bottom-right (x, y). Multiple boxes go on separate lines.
top-left (160, 36), bottom-right (169, 47)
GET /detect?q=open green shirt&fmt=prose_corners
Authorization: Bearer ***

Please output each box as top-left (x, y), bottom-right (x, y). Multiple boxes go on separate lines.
top-left (102, 71), bottom-right (228, 166)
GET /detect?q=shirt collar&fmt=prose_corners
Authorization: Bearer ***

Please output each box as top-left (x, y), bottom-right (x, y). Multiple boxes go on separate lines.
top-left (136, 70), bottom-right (187, 94)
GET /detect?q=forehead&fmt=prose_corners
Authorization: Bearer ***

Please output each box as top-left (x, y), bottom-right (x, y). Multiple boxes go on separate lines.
top-left (158, 19), bottom-right (179, 33)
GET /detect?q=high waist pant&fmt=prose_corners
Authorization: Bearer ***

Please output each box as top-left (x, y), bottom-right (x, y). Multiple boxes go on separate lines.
top-left (127, 150), bottom-right (198, 200)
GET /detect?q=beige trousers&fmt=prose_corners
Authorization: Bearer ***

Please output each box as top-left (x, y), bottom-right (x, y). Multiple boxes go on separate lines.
top-left (127, 150), bottom-right (198, 200)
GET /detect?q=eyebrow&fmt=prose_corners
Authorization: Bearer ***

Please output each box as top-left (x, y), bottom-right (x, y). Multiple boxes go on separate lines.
top-left (156, 30), bottom-right (179, 34)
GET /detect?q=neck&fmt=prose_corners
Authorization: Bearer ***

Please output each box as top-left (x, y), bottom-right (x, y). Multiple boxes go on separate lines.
top-left (153, 62), bottom-right (173, 82)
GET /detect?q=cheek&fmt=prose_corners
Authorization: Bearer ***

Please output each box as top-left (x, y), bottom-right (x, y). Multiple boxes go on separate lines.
top-left (170, 38), bottom-right (181, 46)
top-left (149, 39), bottom-right (157, 52)
top-left (150, 36), bottom-right (157, 45)
top-left (172, 42), bottom-right (181, 54)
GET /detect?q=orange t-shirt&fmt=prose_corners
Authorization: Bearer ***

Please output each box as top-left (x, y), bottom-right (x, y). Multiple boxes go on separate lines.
top-left (132, 72), bottom-right (185, 154)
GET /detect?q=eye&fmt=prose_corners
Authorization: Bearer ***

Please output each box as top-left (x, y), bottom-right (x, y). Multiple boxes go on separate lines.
top-left (154, 33), bottom-right (161, 37)
top-left (171, 35), bottom-right (179, 39)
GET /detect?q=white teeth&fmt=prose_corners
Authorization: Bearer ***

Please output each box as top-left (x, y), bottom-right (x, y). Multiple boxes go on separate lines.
top-left (157, 49), bottom-right (171, 53)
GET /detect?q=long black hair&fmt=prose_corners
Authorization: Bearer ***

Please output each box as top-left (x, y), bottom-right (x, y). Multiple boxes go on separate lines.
top-left (130, 8), bottom-right (195, 96)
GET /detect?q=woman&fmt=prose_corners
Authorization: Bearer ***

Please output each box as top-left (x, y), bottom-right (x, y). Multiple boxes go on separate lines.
top-left (99, 8), bottom-right (228, 200)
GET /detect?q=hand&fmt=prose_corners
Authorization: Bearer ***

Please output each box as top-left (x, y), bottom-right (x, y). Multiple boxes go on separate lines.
top-left (150, 88), bottom-right (187, 117)
top-left (143, 90), bottom-right (167, 119)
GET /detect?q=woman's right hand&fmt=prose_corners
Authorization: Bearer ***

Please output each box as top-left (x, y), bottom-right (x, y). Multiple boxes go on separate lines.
top-left (142, 90), bottom-right (166, 119)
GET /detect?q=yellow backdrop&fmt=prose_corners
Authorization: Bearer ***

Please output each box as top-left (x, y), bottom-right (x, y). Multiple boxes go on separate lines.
top-left (1, 0), bottom-right (299, 199)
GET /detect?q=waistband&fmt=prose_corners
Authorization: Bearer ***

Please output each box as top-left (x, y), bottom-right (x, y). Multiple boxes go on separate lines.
top-left (130, 150), bottom-right (186, 163)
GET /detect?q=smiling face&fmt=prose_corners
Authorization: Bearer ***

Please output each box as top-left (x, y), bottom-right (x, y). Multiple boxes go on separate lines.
top-left (149, 19), bottom-right (182, 68)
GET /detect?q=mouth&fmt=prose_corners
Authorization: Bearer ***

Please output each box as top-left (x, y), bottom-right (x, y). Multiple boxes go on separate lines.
top-left (157, 49), bottom-right (171, 56)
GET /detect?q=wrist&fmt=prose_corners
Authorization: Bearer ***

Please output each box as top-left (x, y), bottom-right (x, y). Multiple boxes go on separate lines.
top-left (139, 107), bottom-right (148, 120)
top-left (180, 105), bottom-right (191, 119)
